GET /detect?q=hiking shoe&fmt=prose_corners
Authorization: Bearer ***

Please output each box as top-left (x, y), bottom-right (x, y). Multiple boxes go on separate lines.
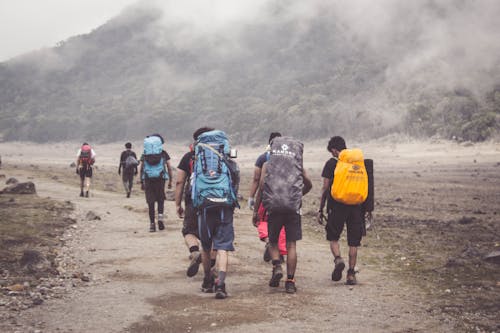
top-left (85, 191), bottom-right (89, 198)
top-left (215, 283), bottom-right (227, 299)
top-left (332, 257), bottom-right (345, 281)
top-left (126, 191), bottom-right (131, 198)
top-left (269, 265), bottom-right (283, 287)
top-left (346, 268), bottom-right (357, 285)
top-left (285, 279), bottom-right (297, 294)
top-left (158, 220), bottom-right (165, 231)
top-left (263, 243), bottom-right (271, 262)
top-left (149, 223), bottom-right (156, 232)
top-left (201, 276), bottom-right (215, 293)
top-left (187, 251), bottom-right (201, 277)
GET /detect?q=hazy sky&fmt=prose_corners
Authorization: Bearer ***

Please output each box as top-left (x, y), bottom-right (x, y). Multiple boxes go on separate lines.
top-left (0, 0), bottom-right (137, 61)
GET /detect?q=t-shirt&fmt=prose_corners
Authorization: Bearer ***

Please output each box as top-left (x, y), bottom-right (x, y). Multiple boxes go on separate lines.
top-left (321, 157), bottom-right (337, 209)
top-left (120, 150), bottom-right (138, 173)
top-left (177, 151), bottom-right (194, 202)
top-left (177, 151), bottom-right (194, 176)
top-left (255, 152), bottom-right (269, 169)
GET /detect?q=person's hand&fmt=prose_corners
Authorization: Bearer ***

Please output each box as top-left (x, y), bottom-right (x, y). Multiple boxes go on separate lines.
top-left (176, 205), bottom-right (184, 218)
top-left (118, 169), bottom-right (121, 175)
top-left (134, 170), bottom-right (138, 175)
top-left (317, 209), bottom-right (326, 225)
top-left (76, 168), bottom-right (79, 175)
top-left (252, 211), bottom-right (260, 227)
top-left (167, 182), bottom-right (172, 189)
top-left (141, 182), bottom-right (145, 191)
top-left (247, 197), bottom-right (255, 210)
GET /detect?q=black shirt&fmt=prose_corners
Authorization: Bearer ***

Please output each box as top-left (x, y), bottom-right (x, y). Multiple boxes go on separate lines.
top-left (321, 157), bottom-right (337, 209)
top-left (119, 150), bottom-right (138, 173)
top-left (177, 151), bottom-right (194, 202)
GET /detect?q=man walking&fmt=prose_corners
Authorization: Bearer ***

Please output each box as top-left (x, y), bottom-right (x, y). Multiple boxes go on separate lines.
top-left (191, 129), bottom-right (239, 299)
top-left (118, 142), bottom-right (139, 198)
top-left (253, 136), bottom-right (312, 293)
top-left (318, 136), bottom-right (366, 285)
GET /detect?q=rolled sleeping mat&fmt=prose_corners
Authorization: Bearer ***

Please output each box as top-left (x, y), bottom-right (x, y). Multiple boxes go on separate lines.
top-left (363, 159), bottom-right (374, 212)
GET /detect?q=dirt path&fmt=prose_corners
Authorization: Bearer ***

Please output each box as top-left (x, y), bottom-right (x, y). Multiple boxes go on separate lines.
top-left (7, 175), bottom-right (455, 333)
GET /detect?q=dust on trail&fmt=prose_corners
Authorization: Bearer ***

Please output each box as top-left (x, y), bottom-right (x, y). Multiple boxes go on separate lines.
top-left (9, 176), bottom-right (454, 333)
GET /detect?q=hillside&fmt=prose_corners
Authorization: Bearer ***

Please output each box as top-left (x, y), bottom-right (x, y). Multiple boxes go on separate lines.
top-left (0, 0), bottom-right (499, 143)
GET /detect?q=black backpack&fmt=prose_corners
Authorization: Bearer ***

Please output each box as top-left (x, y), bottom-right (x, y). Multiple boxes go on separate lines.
top-left (262, 137), bottom-right (304, 214)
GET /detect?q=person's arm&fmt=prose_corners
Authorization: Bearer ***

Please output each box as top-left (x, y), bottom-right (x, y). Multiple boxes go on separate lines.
top-left (302, 169), bottom-right (313, 195)
top-left (252, 163), bottom-right (266, 226)
top-left (166, 160), bottom-right (173, 189)
top-left (118, 151), bottom-right (124, 175)
top-left (248, 166), bottom-right (261, 209)
top-left (175, 169), bottom-right (187, 218)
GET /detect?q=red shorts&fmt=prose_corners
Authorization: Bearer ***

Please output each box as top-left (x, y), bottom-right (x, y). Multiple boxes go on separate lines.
top-left (257, 204), bottom-right (287, 255)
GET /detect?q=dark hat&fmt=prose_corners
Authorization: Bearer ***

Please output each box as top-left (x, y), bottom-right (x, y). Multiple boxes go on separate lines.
top-left (125, 142), bottom-right (132, 149)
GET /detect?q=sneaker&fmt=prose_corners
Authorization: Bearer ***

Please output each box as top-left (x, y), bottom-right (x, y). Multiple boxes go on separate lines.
top-left (331, 257), bottom-right (345, 281)
top-left (85, 191), bottom-right (89, 198)
top-left (149, 223), bottom-right (156, 232)
top-left (158, 220), bottom-right (165, 231)
top-left (201, 276), bottom-right (214, 293)
top-left (285, 279), bottom-right (297, 294)
top-left (269, 265), bottom-right (283, 287)
top-left (187, 251), bottom-right (201, 277)
top-left (263, 243), bottom-right (271, 262)
top-left (346, 268), bottom-right (357, 285)
top-left (215, 283), bottom-right (227, 299)
top-left (126, 191), bottom-right (131, 198)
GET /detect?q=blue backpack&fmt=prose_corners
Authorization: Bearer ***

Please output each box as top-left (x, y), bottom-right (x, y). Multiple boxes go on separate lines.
top-left (142, 135), bottom-right (167, 180)
top-left (191, 130), bottom-right (238, 208)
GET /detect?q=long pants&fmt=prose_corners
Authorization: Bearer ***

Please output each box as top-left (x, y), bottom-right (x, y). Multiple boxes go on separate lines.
top-left (148, 201), bottom-right (164, 224)
top-left (122, 172), bottom-right (134, 193)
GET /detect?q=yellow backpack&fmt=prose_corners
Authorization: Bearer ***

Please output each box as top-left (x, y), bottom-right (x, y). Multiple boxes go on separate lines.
top-left (331, 148), bottom-right (368, 205)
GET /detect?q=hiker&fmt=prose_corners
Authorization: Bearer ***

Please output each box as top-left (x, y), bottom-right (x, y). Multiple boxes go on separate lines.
top-left (192, 128), bottom-right (239, 299)
top-left (253, 136), bottom-right (312, 293)
top-left (248, 132), bottom-right (287, 262)
top-left (175, 127), bottom-right (214, 278)
top-left (317, 136), bottom-right (368, 285)
top-left (118, 142), bottom-right (139, 198)
top-left (76, 142), bottom-right (96, 198)
top-left (140, 134), bottom-right (173, 232)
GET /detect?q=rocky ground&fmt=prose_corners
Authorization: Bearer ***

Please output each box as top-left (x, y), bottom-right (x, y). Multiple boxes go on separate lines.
top-left (0, 139), bottom-right (499, 333)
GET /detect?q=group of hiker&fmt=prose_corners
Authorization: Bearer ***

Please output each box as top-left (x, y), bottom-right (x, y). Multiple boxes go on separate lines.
top-left (74, 128), bottom-right (373, 299)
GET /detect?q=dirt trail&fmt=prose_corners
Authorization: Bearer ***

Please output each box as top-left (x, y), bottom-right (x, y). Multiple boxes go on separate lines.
top-left (7, 175), bottom-right (455, 333)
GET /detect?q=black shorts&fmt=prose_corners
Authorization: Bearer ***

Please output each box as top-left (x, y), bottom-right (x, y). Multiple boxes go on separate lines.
top-left (181, 200), bottom-right (198, 237)
top-left (326, 201), bottom-right (363, 247)
top-left (144, 178), bottom-right (165, 204)
top-left (268, 212), bottom-right (302, 244)
top-left (79, 166), bottom-right (92, 180)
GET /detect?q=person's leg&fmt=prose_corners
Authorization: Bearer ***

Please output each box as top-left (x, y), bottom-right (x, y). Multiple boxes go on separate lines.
top-left (148, 201), bottom-right (156, 232)
top-left (84, 176), bottom-right (91, 196)
top-left (122, 173), bottom-right (129, 194)
top-left (199, 209), bottom-right (215, 292)
top-left (327, 204), bottom-right (348, 281)
top-left (79, 171), bottom-right (85, 196)
top-left (345, 205), bottom-right (363, 285)
top-left (184, 202), bottom-right (201, 277)
top-left (157, 199), bottom-right (165, 230)
top-left (267, 213), bottom-right (285, 287)
top-left (212, 207), bottom-right (234, 299)
top-left (285, 241), bottom-right (296, 277)
top-left (282, 213), bottom-right (301, 293)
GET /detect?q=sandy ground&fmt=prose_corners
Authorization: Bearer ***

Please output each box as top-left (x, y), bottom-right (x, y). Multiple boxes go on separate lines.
top-left (0, 138), bottom-right (499, 333)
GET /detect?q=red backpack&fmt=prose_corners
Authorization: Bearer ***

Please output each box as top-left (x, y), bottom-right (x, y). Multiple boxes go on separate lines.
top-left (79, 144), bottom-right (93, 165)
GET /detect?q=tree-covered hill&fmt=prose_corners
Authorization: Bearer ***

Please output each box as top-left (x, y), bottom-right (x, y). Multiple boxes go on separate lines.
top-left (0, 1), bottom-right (498, 143)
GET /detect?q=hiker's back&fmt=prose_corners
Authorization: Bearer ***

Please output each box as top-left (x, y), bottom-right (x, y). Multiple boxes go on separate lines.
top-left (331, 148), bottom-right (368, 205)
top-left (142, 136), bottom-right (167, 180)
top-left (191, 130), bottom-right (237, 208)
top-left (262, 136), bottom-right (304, 214)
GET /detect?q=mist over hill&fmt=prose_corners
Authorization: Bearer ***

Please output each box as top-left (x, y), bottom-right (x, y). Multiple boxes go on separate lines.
top-left (0, 0), bottom-right (499, 143)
